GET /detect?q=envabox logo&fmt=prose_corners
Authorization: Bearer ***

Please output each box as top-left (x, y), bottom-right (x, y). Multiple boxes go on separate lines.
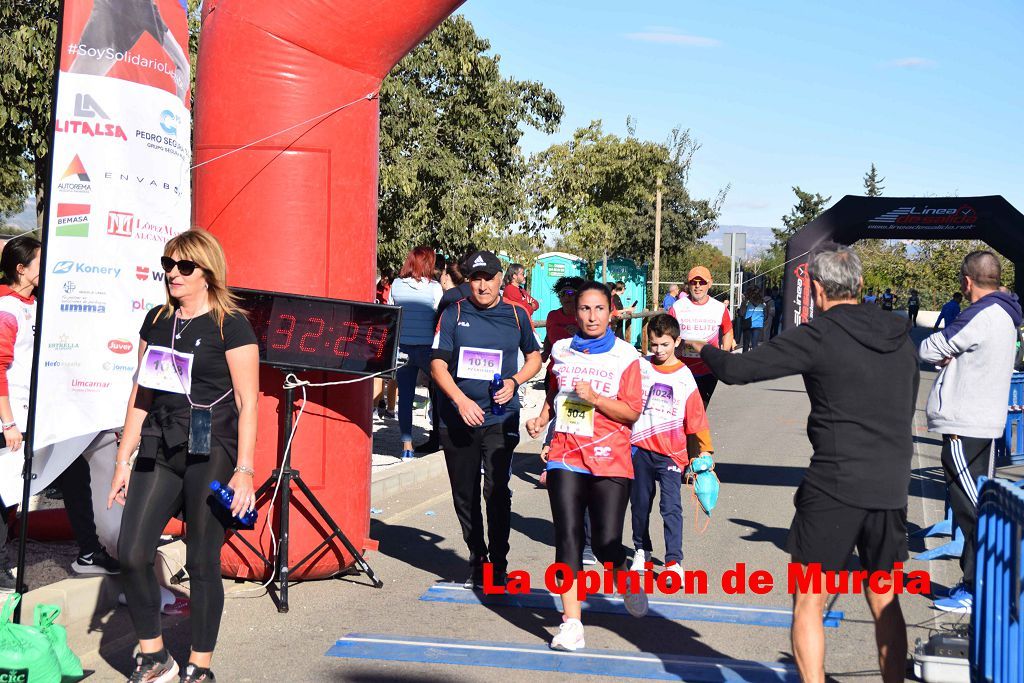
top-left (56, 203), bottom-right (90, 237)
top-left (108, 339), bottom-right (133, 354)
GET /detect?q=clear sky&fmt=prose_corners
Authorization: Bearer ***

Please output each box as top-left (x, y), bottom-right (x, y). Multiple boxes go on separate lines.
top-left (458, 0), bottom-right (1024, 228)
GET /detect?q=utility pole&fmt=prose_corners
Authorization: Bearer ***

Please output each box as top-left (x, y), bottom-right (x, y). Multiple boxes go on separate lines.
top-left (652, 176), bottom-right (663, 307)
top-left (728, 233), bottom-right (737, 323)
top-left (602, 249), bottom-right (608, 285)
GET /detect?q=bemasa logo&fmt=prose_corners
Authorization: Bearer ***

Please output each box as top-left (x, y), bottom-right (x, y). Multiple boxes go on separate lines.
top-left (55, 203), bottom-right (90, 237)
top-left (57, 154), bottom-right (91, 194)
top-left (108, 339), bottom-right (134, 354)
top-left (51, 260), bottom-right (121, 278)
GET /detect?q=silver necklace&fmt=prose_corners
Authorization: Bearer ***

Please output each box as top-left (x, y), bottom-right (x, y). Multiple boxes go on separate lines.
top-left (175, 308), bottom-right (207, 339)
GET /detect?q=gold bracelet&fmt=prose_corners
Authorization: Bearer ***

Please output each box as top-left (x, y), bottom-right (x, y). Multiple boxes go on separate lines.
top-left (234, 465), bottom-right (255, 476)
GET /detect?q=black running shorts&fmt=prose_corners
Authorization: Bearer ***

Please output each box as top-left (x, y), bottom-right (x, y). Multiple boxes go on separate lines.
top-left (786, 482), bottom-right (908, 572)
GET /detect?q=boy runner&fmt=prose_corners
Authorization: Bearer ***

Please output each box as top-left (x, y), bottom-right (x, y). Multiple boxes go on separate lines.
top-left (629, 314), bottom-right (713, 579)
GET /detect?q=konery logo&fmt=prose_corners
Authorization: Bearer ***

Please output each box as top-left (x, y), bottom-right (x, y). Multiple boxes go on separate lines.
top-left (51, 261), bottom-right (121, 278)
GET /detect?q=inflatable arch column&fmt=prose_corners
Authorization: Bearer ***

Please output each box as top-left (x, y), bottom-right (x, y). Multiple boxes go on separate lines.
top-left (192, 0), bottom-right (465, 578)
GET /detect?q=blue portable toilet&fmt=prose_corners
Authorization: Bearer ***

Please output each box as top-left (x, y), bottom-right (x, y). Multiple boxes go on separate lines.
top-left (530, 252), bottom-right (588, 341)
top-left (595, 257), bottom-right (648, 346)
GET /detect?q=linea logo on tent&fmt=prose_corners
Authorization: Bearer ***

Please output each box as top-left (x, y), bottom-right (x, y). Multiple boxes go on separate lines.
top-left (55, 203), bottom-right (90, 237)
top-left (868, 204), bottom-right (977, 227)
top-left (57, 154), bottom-right (91, 194)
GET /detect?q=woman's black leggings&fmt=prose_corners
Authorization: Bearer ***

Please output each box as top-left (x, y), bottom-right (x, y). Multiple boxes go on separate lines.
top-left (547, 469), bottom-right (630, 573)
top-left (118, 442), bottom-right (234, 652)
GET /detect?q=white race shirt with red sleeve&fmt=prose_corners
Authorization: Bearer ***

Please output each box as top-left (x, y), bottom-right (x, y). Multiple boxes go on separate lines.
top-left (0, 286), bottom-right (36, 427)
top-left (546, 337), bottom-right (643, 478)
top-left (669, 295), bottom-right (732, 376)
top-left (630, 357), bottom-right (709, 470)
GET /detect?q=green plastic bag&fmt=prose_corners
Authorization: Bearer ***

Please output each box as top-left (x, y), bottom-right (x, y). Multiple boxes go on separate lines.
top-left (0, 594), bottom-right (62, 683)
top-left (34, 604), bottom-right (82, 679)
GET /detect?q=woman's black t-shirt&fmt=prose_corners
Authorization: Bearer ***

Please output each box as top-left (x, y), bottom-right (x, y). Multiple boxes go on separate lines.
top-left (138, 305), bottom-right (256, 454)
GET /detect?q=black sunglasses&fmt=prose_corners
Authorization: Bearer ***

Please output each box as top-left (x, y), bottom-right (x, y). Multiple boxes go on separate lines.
top-left (558, 288), bottom-right (577, 297)
top-left (160, 256), bottom-right (202, 276)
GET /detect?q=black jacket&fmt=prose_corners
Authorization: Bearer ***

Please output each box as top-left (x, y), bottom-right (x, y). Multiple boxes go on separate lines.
top-left (701, 303), bottom-right (920, 509)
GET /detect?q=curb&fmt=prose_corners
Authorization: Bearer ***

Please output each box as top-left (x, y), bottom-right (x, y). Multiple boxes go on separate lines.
top-left (370, 451), bottom-right (447, 502)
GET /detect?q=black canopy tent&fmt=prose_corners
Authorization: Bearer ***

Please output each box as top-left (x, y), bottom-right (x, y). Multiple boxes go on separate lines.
top-left (781, 195), bottom-right (1024, 330)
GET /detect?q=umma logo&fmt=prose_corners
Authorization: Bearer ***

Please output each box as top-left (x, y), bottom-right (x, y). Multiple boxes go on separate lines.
top-left (0, 670), bottom-right (29, 683)
top-left (108, 339), bottom-right (133, 354)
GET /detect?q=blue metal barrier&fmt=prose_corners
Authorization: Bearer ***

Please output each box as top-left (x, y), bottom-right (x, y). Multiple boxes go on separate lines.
top-left (1000, 372), bottom-right (1024, 466)
top-left (971, 478), bottom-right (1024, 682)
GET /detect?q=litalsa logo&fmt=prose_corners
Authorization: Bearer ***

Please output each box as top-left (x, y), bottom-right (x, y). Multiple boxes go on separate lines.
top-left (868, 204), bottom-right (977, 227)
top-left (108, 339), bottom-right (133, 354)
top-left (57, 154), bottom-right (91, 194)
top-left (55, 94), bottom-right (127, 141)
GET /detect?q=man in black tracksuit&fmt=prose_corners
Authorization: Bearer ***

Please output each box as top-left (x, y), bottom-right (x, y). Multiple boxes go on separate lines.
top-left (693, 245), bottom-right (919, 683)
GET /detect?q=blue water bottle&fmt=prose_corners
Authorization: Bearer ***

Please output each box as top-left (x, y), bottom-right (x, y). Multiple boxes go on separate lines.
top-left (489, 373), bottom-right (506, 416)
top-left (210, 480), bottom-right (258, 527)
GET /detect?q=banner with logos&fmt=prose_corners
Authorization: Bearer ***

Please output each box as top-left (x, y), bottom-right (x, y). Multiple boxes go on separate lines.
top-left (32, 0), bottom-right (191, 454)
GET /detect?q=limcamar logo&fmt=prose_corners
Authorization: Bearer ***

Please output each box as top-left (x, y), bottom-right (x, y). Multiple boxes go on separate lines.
top-left (108, 339), bottom-right (133, 354)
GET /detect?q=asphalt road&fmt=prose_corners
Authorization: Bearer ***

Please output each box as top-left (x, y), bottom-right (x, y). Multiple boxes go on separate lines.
top-left (81, 355), bottom-right (967, 682)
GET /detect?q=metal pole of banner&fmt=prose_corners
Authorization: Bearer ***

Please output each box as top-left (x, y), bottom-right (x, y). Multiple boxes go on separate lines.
top-left (728, 233), bottom-right (737, 322)
top-left (15, 0), bottom-right (68, 621)
top-left (652, 177), bottom-right (662, 306)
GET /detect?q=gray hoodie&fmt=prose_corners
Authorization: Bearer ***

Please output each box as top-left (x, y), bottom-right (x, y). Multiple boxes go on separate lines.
top-left (919, 290), bottom-right (1022, 438)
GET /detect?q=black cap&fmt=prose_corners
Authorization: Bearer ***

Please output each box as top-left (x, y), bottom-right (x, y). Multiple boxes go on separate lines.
top-left (461, 250), bottom-right (503, 277)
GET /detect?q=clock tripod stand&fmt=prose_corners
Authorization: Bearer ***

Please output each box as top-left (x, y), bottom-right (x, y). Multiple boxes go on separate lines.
top-left (228, 368), bottom-right (384, 613)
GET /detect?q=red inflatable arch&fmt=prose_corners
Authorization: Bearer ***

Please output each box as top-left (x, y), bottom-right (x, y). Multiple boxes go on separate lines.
top-left (192, 0), bottom-right (465, 579)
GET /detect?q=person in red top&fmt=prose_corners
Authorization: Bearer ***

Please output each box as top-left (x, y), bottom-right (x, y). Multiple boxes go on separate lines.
top-left (669, 265), bottom-right (735, 407)
top-left (542, 276), bottom-right (584, 362)
top-left (527, 281), bottom-right (648, 652)
top-left (501, 263), bottom-right (539, 313)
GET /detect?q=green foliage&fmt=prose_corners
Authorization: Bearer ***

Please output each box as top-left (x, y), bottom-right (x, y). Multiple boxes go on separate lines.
top-left (528, 121), bottom-right (725, 266)
top-left (377, 16), bottom-right (563, 269)
top-left (0, 0), bottom-right (59, 225)
top-left (863, 163), bottom-right (884, 197)
top-left (776, 186), bottom-right (831, 239)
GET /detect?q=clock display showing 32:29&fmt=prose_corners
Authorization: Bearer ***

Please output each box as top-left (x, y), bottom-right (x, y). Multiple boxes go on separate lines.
top-left (234, 288), bottom-right (403, 376)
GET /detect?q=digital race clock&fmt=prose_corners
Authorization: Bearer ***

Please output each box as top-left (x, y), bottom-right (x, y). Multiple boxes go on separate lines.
top-left (233, 288), bottom-right (402, 376)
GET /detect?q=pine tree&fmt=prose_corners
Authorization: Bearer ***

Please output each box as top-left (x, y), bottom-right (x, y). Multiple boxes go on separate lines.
top-left (863, 163), bottom-right (885, 197)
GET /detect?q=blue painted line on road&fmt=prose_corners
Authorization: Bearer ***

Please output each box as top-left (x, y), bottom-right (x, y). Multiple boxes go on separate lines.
top-left (326, 633), bottom-right (800, 682)
top-left (420, 582), bottom-right (844, 628)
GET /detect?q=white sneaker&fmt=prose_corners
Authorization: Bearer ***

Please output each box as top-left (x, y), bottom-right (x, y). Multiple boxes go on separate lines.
top-left (630, 548), bottom-right (648, 572)
top-left (620, 572), bottom-right (649, 618)
top-left (661, 563), bottom-right (683, 591)
top-left (550, 618), bottom-right (585, 651)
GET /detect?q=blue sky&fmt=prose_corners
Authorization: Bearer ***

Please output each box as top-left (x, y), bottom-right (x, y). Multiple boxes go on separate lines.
top-left (458, 0), bottom-right (1024, 229)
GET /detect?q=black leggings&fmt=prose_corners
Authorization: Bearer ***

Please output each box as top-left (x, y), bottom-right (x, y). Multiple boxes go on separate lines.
top-left (118, 442), bottom-right (234, 652)
top-left (547, 469), bottom-right (630, 573)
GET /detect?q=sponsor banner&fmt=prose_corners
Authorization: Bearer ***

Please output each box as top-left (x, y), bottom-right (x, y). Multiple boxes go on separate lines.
top-left (34, 0), bottom-right (191, 451)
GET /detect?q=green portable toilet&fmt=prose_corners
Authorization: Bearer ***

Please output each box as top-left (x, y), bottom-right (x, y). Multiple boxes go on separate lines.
top-left (530, 252), bottom-right (588, 341)
top-left (595, 256), bottom-right (648, 346)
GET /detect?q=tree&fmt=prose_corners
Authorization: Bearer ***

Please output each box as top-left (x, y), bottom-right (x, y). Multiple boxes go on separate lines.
top-left (863, 163), bottom-right (885, 197)
top-left (528, 121), bottom-right (725, 266)
top-left (777, 186), bottom-right (831, 239)
top-left (377, 16), bottom-right (563, 268)
top-left (0, 0), bottom-right (59, 225)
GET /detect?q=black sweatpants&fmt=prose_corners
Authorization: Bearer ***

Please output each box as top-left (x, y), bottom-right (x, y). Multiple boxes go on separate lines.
top-left (56, 455), bottom-right (103, 556)
top-left (118, 442), bottom-right (234, 652)
top-left (547, 468), bottom-right (630, 573)
top-left (941, 435), bottom-right (993, 589)
top-left (441, 414), bottom-right (520, 570)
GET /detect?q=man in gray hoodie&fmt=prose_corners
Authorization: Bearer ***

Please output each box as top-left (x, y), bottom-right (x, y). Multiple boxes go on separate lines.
top-left (919, 250), bottom-right (1022, 614)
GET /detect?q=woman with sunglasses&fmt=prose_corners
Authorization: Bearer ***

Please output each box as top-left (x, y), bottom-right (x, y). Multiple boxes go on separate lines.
top-left (108, 229), bottom-right (259, 683)
top-left (526, 281), bottom-right (648, 652)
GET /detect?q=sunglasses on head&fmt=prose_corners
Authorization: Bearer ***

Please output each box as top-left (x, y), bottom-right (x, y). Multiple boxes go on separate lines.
top-left (689, 277), bottom-right (708, 286)
top-left (160, 256), bottom-right (201, 276)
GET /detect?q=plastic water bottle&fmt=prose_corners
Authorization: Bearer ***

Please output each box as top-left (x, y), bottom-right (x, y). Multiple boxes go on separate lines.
top-left (209, 481), bottom-right (258, 527)
top-left (489, 373), bottom-right (506, 416)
